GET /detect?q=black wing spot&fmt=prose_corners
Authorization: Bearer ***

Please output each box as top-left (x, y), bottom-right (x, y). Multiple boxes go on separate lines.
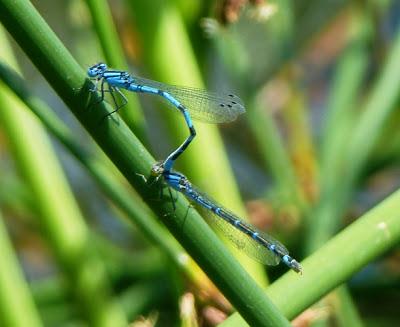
top-left (228, 94), bottom-right (234, 97)
top-left (220, 104), bottom-right (225, 107)
top-left (231, 101), bottom-right (237, 105)
top-left (227, 104), bottom-right (232, 108)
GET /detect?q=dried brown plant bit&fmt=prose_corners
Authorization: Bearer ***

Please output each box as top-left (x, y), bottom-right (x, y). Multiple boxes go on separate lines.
top-left (216, 0), bottom-right (268, 25)
top-left (217, 0), bottom-right (247, 25)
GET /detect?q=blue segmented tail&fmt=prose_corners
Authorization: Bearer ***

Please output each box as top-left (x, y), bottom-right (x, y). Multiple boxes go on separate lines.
top-left (151, 163), bottom-right (302, 274)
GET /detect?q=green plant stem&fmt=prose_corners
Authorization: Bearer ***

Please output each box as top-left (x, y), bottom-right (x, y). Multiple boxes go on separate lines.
top-left (0, 211), bottom-right (43, 327)
top-left (303, 9), bottom-right (372, 327)
top-left (84, 0), bottom-right (147, 141)
top-left (0, 60), bottom-right (219, 295)
top-left (29, 278), bottom-right (78, 325)
top-left (119, 281), bottom-right (168, 320)
top-left (247, 96), bottom-right (303, 208)
top-left (334, 287), bottom-right (363, 327)
top-left (0, 26), bottom-right (127, 327)
top-left (283, 82), bottom-right (317, 205)
top-left (128, 0), bottom-right (268, 285)
top-left (343, 27), bottom-right (400, 192)
top-left (0, 0), bottom-right (290, 325)
top-left (222, 187), bottom-right (400, 325)
top-left (294, 0), bottom-right (348, 50)
top-left (307, 23), bottom-right (400, 252)
top-left (124, 2), bottom-right (249, 211)
top-left (31, 277), bottom-right (68, 307)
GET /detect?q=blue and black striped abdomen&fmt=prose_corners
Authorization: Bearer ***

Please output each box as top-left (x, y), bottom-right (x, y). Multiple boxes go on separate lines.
top-left (155, 155), bottom-right (302, 272)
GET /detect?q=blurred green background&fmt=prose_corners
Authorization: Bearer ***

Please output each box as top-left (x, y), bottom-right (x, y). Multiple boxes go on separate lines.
top-left (0, 0), bottom-right (400, 326)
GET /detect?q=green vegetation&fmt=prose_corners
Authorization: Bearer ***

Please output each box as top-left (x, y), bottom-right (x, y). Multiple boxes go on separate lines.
top-left (0, 0), bottom-right (399, 326)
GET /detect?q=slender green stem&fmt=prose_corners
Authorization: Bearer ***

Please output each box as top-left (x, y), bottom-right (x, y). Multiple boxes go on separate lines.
top-left (84, 0), bottom-right (147, 141)
top-left (30, 277), bottom-right (68, 307)
top-left (306, 6), bottom-right (371, 253)
top-left (283, 82), bottom-right (317, 205)
top-left (0, 61), bottom-right (183, 270)
top-left (126, 1), bottom-right (247, 210)
top-left (247, 96), bottom-right (303, 208)
top-left (334, 287), bottom-right (363, 327)
top-left (0, 212), bottom-right (43, 327)
top-left (344, 26), bottom-right (400, 190)
top-left (0, 26), bottom-right (127, 327)
top-left (128, 0), bottom-right (269, 285)
top-left (0, 0), bottom-right (290, 325)
top-left (294, 0), bottom-right (348, 50)
top-left (222, 187), bottom-right (400, 325)
top-left (0, 60), bottom-right (220, 297)
top-left (119, 281), bottom-right (168, 320)
top-left (303, 8), bottom-right (376, 327)
top-left (307, 24), bottom-right (400, 252)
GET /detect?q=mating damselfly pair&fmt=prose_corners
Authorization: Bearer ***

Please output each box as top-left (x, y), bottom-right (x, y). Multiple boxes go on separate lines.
top-left (88, 62), bottom-right (302, 273)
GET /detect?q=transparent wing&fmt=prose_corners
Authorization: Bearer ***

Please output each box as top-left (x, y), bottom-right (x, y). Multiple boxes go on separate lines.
top-left (190, 186), bottom-right (285, 266)
top-left (207, 210), bottom-right (282, 265)
top-left (133, 76), bottom-right (245, 123)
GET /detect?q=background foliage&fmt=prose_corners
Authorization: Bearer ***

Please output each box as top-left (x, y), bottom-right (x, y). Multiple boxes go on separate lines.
top-left (0, 0), bottom-right (399, 326)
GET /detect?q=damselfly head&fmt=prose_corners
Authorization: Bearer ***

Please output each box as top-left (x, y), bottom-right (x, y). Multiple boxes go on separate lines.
top-left (151, 162), bottom-right (165, 177)
top-left (87, 62), bottom-right (108, 78)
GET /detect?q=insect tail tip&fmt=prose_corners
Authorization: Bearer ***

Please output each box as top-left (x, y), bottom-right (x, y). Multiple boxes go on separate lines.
top-left (292, 260), bottom-right (303, 275)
